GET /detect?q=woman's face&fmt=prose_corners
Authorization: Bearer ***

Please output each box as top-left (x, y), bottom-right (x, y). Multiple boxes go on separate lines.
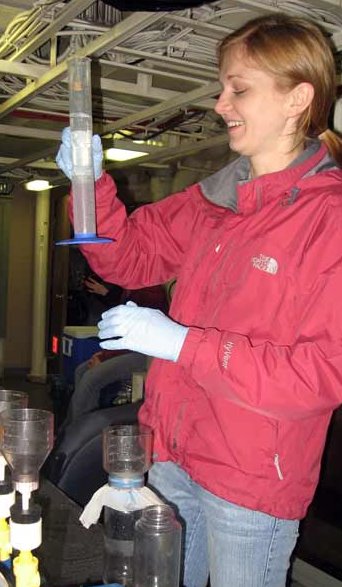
top-left (215, 46), bottom-right (300, 173)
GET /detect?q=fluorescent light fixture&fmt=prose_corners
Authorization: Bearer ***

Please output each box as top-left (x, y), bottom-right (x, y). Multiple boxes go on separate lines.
top-left (105, 148), bottom-right (148, 162)
top-left (25, 179), bottom-right (51, 191)
top-left (133, 139), bottom-right (163, 147)
top-left (103, 131), bottom-right (133, 140)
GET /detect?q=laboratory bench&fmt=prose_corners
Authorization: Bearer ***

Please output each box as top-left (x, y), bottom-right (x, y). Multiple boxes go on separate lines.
top-left (36, 477), bottom-right (104, 587)
top-left (21, 474), bottom-right (342, 587)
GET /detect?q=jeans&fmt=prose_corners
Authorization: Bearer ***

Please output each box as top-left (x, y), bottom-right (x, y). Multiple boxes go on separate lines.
top-left (148, 461), bottom-right (299, 587)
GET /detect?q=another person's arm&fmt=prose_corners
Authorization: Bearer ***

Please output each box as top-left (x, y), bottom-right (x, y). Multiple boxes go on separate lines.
top-left (84, 275), bottom-right (122, 308)
top-left (83, 276), bottom-right (109, 296)
top-left (87, 351), bottom-right (103, 369)
top-left (87, 349), bottom-right (127, 368)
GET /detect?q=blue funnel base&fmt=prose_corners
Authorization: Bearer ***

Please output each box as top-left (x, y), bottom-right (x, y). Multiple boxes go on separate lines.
top-left (56, 232), bottom-right (113, 246)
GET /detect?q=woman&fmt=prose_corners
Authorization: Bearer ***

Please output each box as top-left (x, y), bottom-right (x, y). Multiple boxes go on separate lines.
top-left (57, 13), bottom-right (342, 587)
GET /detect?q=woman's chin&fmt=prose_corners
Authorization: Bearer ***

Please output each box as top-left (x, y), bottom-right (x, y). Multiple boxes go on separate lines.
top-left (228, 137), bottom-right (247, 156)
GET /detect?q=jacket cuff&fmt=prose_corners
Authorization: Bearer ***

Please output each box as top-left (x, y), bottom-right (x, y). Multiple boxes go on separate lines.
top-left (94, 172), bottom-right (117, 208)
top-left (177, 326), bottom-right (204, 367)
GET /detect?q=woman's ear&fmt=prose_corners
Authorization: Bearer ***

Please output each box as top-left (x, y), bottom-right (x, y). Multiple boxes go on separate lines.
top-left (287, 82), bottom-right (314, 118)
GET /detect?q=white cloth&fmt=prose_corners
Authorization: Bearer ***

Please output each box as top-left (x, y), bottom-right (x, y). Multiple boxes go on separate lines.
top-left (80, 483), bottom-right (163, 529)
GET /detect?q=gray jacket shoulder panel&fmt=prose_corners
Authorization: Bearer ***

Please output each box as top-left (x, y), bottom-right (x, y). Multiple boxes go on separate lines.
top-left (302, 152), bottom-right (340, 178)
top-left (198, 140), bottom-right (338, 212)
top-left (199, 156), bottom-right (250, 212)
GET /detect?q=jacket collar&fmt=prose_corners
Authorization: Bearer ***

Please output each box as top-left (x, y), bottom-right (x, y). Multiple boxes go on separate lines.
top-left (200, 140), bottom-right (336, 215)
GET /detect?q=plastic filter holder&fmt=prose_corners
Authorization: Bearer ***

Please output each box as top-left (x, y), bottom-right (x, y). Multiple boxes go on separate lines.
top-left (101, 424), bottom-right (156, 586)
top-left (57, 56), bottom-right (111, 246)
top-left (0, 390), bottom-right (28, 483)
top-left (0, 409), bottom-right (54, 508)
top-left (103, 424), bottom-right (152, 480)
top-left (0, 390), bottom-right (28, 414)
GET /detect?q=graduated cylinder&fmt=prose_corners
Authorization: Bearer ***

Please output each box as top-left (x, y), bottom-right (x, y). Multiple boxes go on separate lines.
top-left (68, 57), bottom-right (96, 237)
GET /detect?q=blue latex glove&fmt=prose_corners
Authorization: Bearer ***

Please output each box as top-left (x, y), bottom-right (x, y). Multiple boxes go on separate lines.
top-left (98, 301), bottom-right (189, 362)
top-left (56, 126), bottom-right (103, 181)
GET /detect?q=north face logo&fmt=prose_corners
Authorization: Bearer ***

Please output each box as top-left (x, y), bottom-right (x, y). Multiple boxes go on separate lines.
top-left (251, 254), bottom-right (278, 275)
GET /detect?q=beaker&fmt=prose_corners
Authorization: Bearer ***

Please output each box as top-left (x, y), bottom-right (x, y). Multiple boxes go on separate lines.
top-left (103, 424), bottom-right (152, 480)
top-left (133, 504), bottom-right (182, 587)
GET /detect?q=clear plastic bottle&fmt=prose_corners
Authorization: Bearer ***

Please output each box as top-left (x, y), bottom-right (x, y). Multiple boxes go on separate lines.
top-left (103, 476), bottom-right (144, 587)
top-left (102, 425), bottom-right (153, 586)
top-left (133, 504), bottom-right (182, 587)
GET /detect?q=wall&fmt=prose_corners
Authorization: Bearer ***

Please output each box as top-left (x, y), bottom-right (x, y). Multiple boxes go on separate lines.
top-left (5, 185), bottom-right (35, 369)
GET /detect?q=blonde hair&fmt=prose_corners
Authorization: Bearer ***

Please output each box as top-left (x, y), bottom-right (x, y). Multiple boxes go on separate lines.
top-left (218, 14), bottom-right (342, 165)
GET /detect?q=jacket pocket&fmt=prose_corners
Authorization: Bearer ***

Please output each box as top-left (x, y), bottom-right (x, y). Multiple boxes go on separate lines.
top-left (275, 414), bottom-right (331, 485)
top-left (196, 399), bottom-right (279, 477)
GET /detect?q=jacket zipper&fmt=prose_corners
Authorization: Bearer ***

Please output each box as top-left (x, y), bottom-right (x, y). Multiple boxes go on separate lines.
top-left (274, 453), bottom-right (284, 480)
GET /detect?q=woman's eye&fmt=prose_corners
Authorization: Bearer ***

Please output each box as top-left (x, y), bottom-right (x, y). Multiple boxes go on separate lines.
top-left (233, 89), bottom-right (247, 95)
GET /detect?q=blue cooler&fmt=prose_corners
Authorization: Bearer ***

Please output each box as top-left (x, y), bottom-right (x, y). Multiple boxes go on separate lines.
top-left (62, 326), bottom-right (100, 384)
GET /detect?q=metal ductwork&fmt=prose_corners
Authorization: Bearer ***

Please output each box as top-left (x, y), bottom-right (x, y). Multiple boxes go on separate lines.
top-left (101, 0), bottom-right (216, 11)
top-left (0, 0), bottom-right (340, 183)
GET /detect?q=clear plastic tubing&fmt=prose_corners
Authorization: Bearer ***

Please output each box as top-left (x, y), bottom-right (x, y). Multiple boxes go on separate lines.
top-left (68, 57), bottom-right (96, 238)
top-left (133, 504), bottom-right (182, 587)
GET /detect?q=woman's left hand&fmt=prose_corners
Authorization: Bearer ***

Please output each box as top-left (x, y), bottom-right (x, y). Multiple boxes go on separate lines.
top-left (98, 302), bottom-right (189, 362)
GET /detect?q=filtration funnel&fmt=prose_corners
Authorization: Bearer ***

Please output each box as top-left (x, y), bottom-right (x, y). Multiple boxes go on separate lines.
top-left (0, 390), bottom-right (28, 482)
top-left (103, 424), bottom-right (152, 480)
top-left (0, 409), bottom-right (54, 507)
top-left (0, 390), bottom-right (28, 413)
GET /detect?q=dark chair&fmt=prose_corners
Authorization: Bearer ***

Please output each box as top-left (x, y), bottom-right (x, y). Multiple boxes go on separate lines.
top-left (43, 401), bottom-right (142, 506)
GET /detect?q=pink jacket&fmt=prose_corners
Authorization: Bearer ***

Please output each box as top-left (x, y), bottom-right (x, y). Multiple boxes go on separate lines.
top-left (78, 141), bottom-right (342, 519)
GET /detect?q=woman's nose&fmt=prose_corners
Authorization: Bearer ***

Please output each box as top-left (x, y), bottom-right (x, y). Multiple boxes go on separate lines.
top-left (215, 92), bottom-right (230, 116)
